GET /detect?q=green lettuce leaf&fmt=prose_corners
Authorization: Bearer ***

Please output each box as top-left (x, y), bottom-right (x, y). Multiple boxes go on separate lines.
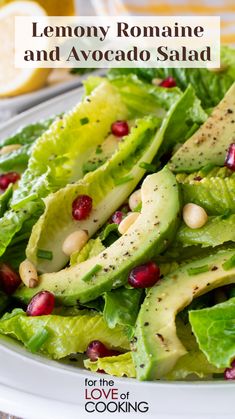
top-left (109, 46), bottom-right (235, 108)
top-left (26, 82), bottom-right (205, 273)
top-left (176, 214), bottom-right (235, 248)
top-left (0, 185), bottom-right (13, 218)
top-left (0, 81), bottom-right (128, 258)
top-left (165, 317), bottom-right (222, 380)
top-left (0, 309), bottom-right (129, 358)
top-left (189, 297), bottom-right (235, 368)
top-left (84, 352), bottom-right (136, 378)
top-left (178, 170), bottom-right (235, 215)
top-left (165, 351), bottom-right (222, 380)
top-left (0, 117), bottom-right (56, 148)
top-left (26, 116), bottom-right (161, 272)
top-left (70, 238), bottom-right (105, 266)
top-left (103, 287), bottom-right (143, 331)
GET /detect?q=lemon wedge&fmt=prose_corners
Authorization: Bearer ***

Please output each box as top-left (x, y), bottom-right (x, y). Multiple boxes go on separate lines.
top-left (0, 1), bottom-right (51, 97)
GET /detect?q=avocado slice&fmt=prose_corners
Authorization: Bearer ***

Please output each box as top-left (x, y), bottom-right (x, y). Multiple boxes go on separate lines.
top-left (132, 249), bottom-right (235, 380)
top-left (169, 83), bottom-right (235, 172)
top-left (15, 167), bottom-right (180, 305)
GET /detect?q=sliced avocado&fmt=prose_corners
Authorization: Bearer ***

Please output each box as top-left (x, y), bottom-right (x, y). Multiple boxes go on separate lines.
top-left (169, 83), bottom-right (235, 172)
top-left (15, 167), bottom-right (180, 304)
top-left (132, 249), bottom-right (235, 380)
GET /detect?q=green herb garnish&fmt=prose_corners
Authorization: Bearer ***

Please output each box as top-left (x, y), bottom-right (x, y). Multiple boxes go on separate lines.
top-left (187, 265), bottom-right (210, 276)
top-left (80, 117), bottom-right (89, 125)
top-left (95, 145), bottom-right (103, 155)
top-left (37, 249), bottom-right (53, 260)
top-left (81, 264), bottom-right (102, 282)
top-left (27, 328), bottom-right (49, 353)
top-left (222, 254), bottom-right (235, 271)
top-left (114, 175), bottom-right (133, 186)
top-left (139, 162), bottom-right (156, 172)
top-left (200, 163), bottom-right (216, 175)
top-left (133, 202), bottom-right (142, 212)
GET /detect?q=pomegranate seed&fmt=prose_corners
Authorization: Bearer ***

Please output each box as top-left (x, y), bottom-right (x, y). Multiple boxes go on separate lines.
top-left (128, 261), bottom-right (160, 288)
top-left (0, 263), bottom-right (21, 295)
top-left (111, 211), bottom-right (124, 225)
top-left (72, 194), bottom-right (92, 221)
top-left (86, 340), bottom-right (119, 361)
top-left (111, 121), bottom-right (129, 137)
top-left (0, 172), bottom-right (20, 191)
top-left (159, 77), bottom-right (177, 88)
top-left (225, 143), bottom-right (235, 171)
top-left (26, 291), bottom-right (55, 316)
top-left (224, 360), bottom-right (235, 380)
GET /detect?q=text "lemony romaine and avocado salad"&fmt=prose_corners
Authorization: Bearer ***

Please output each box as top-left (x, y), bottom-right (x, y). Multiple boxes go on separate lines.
top-left (0, 46), bottom-right (235, 381)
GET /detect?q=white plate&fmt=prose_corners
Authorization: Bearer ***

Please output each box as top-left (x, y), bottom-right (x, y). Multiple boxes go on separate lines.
top-left (0, 69), bottom-right (104, 124)
top-left (0, 88), bottom-right (235, 419)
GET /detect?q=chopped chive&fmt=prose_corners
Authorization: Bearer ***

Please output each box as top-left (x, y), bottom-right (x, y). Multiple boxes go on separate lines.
top-left (95, 145), bottom-right (102, 155)
top-left (81, 264), bottom-right (102, 282)
top-left (114, 175), bottom-right (133, 186)
top-left (222, 254), bottom-right (235, 271)
top-left (11, 193), bottom-right (38, 210)
top-left (80, 117), bottom-right (89, 125)
top-left (139, 162), bottom-right (156, 172)
top-left (37, 249), bottom-right (53, 260)
top-left (27, 328), bottom-right (49, 353)
top-left (200, 163), bottom-right (216, 175)
top-left (220, 209), bottom-right (232, 220)
top-left (187, 265), bottom-right (210, 276)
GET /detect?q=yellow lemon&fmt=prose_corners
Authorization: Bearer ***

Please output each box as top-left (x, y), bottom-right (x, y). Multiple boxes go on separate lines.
top-left (0, 1), bottom-right (51, 97)
top-left (0, 0), bottom-right (75, 16)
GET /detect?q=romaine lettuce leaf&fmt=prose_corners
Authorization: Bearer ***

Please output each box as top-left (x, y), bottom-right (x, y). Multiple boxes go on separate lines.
top-left (189, 297), bottom-right (235, 368)
top-left (0, 185), bottom-right (13, 218)
top-left (0, 117), bottom-right (56, 148)
top-left (176, 214), bottom-right (235, 248)
top-left (0, 309), bottom-right (129, 358)
top-left (178, 171), bottom-right (235, 215)
top-left (84, 352), bottom-right (136, 378)
top-left (109, 46), bottom-right (235, 108)
top-left (0, 81), bottom-right (128, 258)
top-left (70, 238), bottom-right (105, 266)
top-left (26, 116), bottom-right (161, 272)
top-left (165, 317), bottom-right (222, 379)
top-left (26, 82), bottom-right (205, 273)
top-left (165, 351), bottom-right (222, 380)
top-left (103, 287), bottom-right (143, 332)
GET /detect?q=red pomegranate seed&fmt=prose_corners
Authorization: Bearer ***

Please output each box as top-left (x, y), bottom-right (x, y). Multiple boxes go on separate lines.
top-left (128, 261), bottom-right (160, 288)
top-left (26, 291), bottom-right (55, 316)
top-left (0, 263), bottom-right (21, 295)
top-left (224, 360), bottom-right (235, 380)
top-left (159, 77), bottom-right (177, 88)
top-left (86, 340), bottom-right (119, 361)
top-left (111, 121), bottom-right (129, 137)
top-left (0, 172), bottom-right (20, 191)
top-left (72, 194), bottom-right (92, 221)
top-left (225, 143), bottom-right (235, 171)
top-left (111, 211), bottom-right (124, 225)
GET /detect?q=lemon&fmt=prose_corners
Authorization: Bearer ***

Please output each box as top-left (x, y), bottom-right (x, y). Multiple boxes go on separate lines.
top-left (0, 0), bottom-right (75, 16)
top-left (0, 1), bottom-right (51, 97)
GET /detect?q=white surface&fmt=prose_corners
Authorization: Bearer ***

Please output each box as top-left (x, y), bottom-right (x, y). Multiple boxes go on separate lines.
top-left (0, 88), bottom-right (235, 419)
top-left (0, 69), bottom-right (104, 124)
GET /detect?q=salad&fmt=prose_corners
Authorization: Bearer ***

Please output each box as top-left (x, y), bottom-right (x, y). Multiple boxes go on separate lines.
top-left (0, 46), bottom-right (235, 382)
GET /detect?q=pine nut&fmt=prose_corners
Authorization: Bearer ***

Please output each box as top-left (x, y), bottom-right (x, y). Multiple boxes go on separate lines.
top-left (152, 78), bottom-right (163, 86)
top-left (118, 212), bottom-right (139, 235)
top-left (183, 203), bottom-right (208, 229)
top-left (62, 229), bottom-right (89, 256)
top-left (128, 189), bottom-right (142, 211)
top-left (19, 259), bottom-right (38, 288)
top-left (0, 144), bottom-right (21, 155)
